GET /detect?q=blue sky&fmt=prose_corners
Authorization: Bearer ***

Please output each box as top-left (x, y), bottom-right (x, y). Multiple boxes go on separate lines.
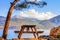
top-left (0, 0), bottom-right (60, 20)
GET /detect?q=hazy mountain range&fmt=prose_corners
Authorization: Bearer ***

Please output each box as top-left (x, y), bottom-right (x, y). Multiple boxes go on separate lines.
top-left (0, 15), bottom-right (60, 29)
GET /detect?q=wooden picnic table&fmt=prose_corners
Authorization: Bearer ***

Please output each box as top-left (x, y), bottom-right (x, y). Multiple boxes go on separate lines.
top-left (14, 25), bottom-right (44, 39)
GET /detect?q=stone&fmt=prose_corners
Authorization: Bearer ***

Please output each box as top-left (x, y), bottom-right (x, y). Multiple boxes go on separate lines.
top-left (50, 26), bottom-right (60, 38)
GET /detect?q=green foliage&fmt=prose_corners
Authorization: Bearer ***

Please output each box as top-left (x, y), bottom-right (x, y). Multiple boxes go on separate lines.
top-left (14, 0), bottom-right (47, 10)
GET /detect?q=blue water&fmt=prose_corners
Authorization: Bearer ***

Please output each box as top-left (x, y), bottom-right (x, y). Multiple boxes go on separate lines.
top-left (0, 29), bottom-right (50, 39)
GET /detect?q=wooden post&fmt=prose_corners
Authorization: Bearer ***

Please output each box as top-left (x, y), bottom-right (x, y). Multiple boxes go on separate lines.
top-left (2, 0), bottom-right (18, 39)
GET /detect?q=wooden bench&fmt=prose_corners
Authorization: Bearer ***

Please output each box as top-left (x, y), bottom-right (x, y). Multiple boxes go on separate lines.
top-left (14, 31), bottom-right (44, 33)
top-left (13, 25), bottom-right (44, 40)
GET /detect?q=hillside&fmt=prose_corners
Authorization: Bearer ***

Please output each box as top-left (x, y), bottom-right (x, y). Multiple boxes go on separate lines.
top-left (0, 15), bottom-right (60, 29)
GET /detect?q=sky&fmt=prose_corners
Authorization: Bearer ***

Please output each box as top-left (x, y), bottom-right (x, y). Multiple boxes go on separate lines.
top-left (0, 0), bottom-right (60, 20)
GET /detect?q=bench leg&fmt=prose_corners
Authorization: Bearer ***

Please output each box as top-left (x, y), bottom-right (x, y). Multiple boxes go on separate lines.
top-left (31, 27), bottom-right (36, 38)
top-left (18, 27), bottom-right (24, 39)
top-left (34, 27), bottom-right (39, 38)
top-left (27, 27), bottom-right (30, 32)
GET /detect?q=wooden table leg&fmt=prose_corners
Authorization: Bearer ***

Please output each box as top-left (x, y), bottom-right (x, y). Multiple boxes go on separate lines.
top-left (31, 27), bottom-right (36, 38)
top-left (18, 27), bottom-right (24, 39)
top-left (27, 27), bottom-right (30, 32)
top-left (34, 27), bottom-right (39, 38)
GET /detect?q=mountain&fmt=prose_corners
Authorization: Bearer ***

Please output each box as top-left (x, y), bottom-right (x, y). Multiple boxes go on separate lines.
top-left (38, 15), bottom-right (60, 28)
top-left (0, 15), bottom-right (60, 29)
top-left (0, 16), bottom-right (45, 29)
top-left (49, 15), bottom-right (60, 26)
top-left (13, 14), bottom-right (38, 21)
top-left (11, 15), bottom-right (59, 29)
top-left (0, 16), bottom-right (5, 26)
top-left (0, 16), bottom-right (5, 19)
top-left (38, 20), bottom-right (56, 29)
top-left (10, 18), bottom-right (45, 29)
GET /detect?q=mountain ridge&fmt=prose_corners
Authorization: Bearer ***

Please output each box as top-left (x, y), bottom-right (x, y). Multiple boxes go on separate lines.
top-left (0, 15), bottom-right (60, 29)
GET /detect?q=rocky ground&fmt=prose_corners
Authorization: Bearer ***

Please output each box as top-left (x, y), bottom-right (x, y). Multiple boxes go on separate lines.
top-left (39, 35), bottom-right (60, 40)
top-left (39, 26), bottom-right (60, 40)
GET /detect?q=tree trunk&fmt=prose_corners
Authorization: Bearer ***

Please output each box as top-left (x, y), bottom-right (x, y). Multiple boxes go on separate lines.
top-left (2, 0), bottom-right (18, 39)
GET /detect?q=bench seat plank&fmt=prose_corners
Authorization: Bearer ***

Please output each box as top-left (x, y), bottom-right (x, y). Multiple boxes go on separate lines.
top-left (14, 31), bottom-right (44, 33)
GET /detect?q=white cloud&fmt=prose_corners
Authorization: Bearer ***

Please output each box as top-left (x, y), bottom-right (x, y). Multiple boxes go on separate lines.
top-left (26, 0), bottom-right (41, 2)
top-left (36, 0), bottom-right (41, 2)
top-left (18, 9), bottom-right (56, 20)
